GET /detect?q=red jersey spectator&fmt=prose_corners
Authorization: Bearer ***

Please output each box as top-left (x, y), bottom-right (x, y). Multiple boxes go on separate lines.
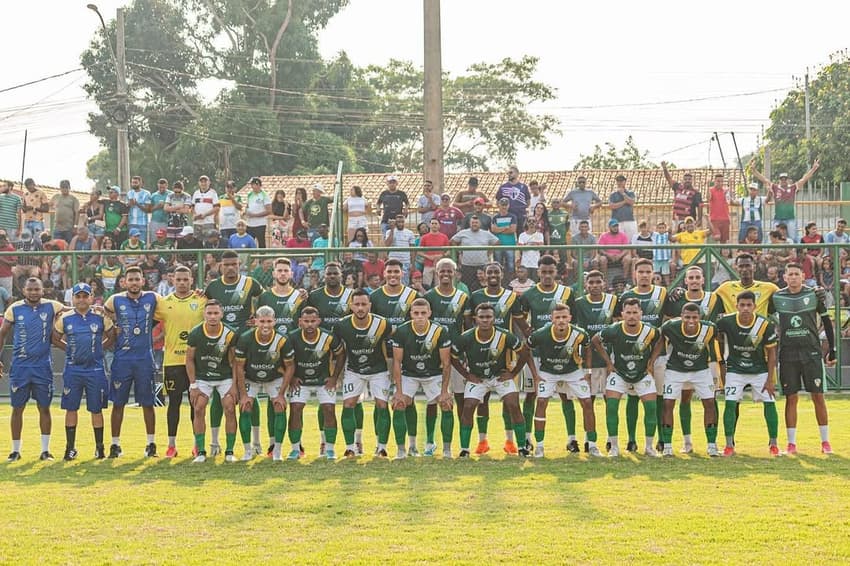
top-left (362, 253), bottom-right (385, 283)
top-left (661, 161), bottom-right (702, 223)
top-left (707, 172), bottom-right (732, 243)
top-left (433, 194), bottom-right (464, 238)
top-left (418, 219), bottom-right (450, 287)
top-left (286, 228), bottom-right (312, 249)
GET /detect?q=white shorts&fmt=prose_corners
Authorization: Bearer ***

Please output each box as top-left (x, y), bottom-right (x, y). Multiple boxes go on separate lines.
top-left (343, 369), bottom-right (391, 402)
top-left (464, 377), bottom-right (518, 402)
top-left (724, 372), bottom-right (774, 403)
top-left (606, 373), bottom-right (656, 398)
top-left (245, 378), bottom-right (284, 399)
top-left (287, 384), bottom-right (337, 405)
top-left (664, 369), bottom-right (714, 401)
top-left (521, 359), bottom-right (536, 393)
top-left (348, 216), bottom-right (369, 231)
top-left (450, 367), bottom-right (466, 395)
top-left (197, 379), bottom-right (234, 399)
top-left (401, 375), bottom-right (443, 403)
top-left (590, 368), bottom-right (607, 396)
top-left (652, 355), bottom-right (667, 394)
top-left (537, 369), bottom-right (591, 400)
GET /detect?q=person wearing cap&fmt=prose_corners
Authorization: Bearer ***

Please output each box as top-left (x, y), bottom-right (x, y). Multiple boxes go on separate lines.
top-left (21, 178), bottom-right (49, 237)
top-left (302, 182), bottom-right (333, 241)
top-left (227, 220), bottom-right (257, 250)
top-left (51, 180), bottom-right (79, 244)
top-left (608, 174), bottom-right (638, 240)
top-left (564, 176), bottom-right (602, 237)
top-left (149, 178), bottom-right (172, 238)
top-left (285, 227), bottom-right (312, 250)
top-left (218, 180), bottom-right (244, 241)
top-left (461, 197), bottom-right (492, 231)
top-left (53, 282), bottom-right (114, 460)
top-left (661, 161), bottom-right (703, 225)
top-left (377, 175), bottom-right (409, 240)
top-left (738, 182), bottom-right (767, 244)
top-left (454, 176), bottom-right (489, 214)
top-left (127, 175), bottom-right (152, 245)
top-left (671, 216), bottom-right (710, 267)
top-left (706, 173), bottom-right (732, 243)
top-left (204, 228), bottom-right (227, 250)
top-left (119, 227), bottom-right (146, 268)
top-left (164, 180), bottom-right (193, 241)
top-left (0, 180), bottom-right (23, 241)
top-left (176, 226), bottom-right (201, 268)
top-left (751, 159), bottom-right (821, 243)
top-left (103, 185), bottom-right (129, 246)
top-left (244, 177), bottom-right (271, 248)
top-left (191, 175), bottom-right (220, 235)
top-left (596, 219), bottom-right (633, 282)
top-left (418, 219), bottom-right (450, 288)
top-left (149, 227), bottom-right (176, 264)
top-left (491, 197), bottom-right (518, 280)
top-left (495, 166), bottom-right (531, 236)
top-left (433, 193), bottom-right (465, 239)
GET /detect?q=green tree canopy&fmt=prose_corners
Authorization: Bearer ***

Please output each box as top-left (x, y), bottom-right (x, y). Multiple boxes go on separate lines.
top-left (573, 136), bottom-right (657, 170)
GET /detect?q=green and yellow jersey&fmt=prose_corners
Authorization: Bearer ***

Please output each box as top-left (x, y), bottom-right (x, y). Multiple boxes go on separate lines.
top-left (234, 328), bottom-right (294, 383)
top-left (452, 326), bottom-right (523, 379)
top-left (664, 290), bottom-right (724, 322)
top-left (526, 323), bottom-right (587, 374)
top-left (334, 313), bottom-right (392, 375)
top-left (660, 319), bottom-right (720, 372)
top-left (423, 287), bottom-right (469, 340)
top-left (204, 275), bottom-right (264, 331)
top-left (306, 286), bottom-right (354, 331)
top-left (573, 293), bottom-right (618, 368)
top-left (390, 320), bottom-right (451, 378)
top-left (716, 313), bottom-right (777, 374)
top-left (614, 285), bottom-right (668, 328)
top-left (597, 322), bottom-right (660, 383)
top-left (256, 287), bottom-right (306, 336)
top-left (469, 288), bottom-right (523, 333)
top-left (519, 283), bottom-right (575, 331)
top-left (186, 322), bottom-right (237, 381)
top-left (369, 285), bottom-right (418, 328)
top-left (287, 328), bottom-right (344, 386)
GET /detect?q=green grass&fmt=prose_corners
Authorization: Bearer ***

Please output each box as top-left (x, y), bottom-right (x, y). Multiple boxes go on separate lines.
top-left (2, 397), bottom-right (850, 564)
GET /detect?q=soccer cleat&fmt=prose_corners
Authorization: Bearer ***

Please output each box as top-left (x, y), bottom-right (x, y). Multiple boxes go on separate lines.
top-left (241, 448), bottom-right (254, 462)
top-left (769, 444), bottom-right (781, 457)
top-left (786, 443), bottom-right (797, 455)
top-left (356, 442), bottom-right (364, 456)
top-left (272, 454), bottom-right (283, 462)
top-left (534, 444), bottom-right (545, 458)
top-left (325, 449), bottom-right (337, 461)
top-left (224, 452), bottom-right (236, 463)
top-left (267, 444), bottom-right (274, 458)
top-left (408, 446), bottom-right (421, 457)
top-left (299, 444), bottom-right (305, 457)
top-left (655, 441), bottom-right (664, 452)
top-left (722, 446), bottom-right (735, 457)
top-left (63, 448), bottom-right (78, 461)
top-left (6, 451), bottom-right (21, 462)
top-left (518, 446), bottom-right (531, 458)
top-left (583, 441), bottom-right (589, 453)
top-left (458, 449), bottom-right (471, 458)
top-left (423, 443), bottom-right (436, 457)
top-left (192, 452), bottom-right (207, 463)
top-left (394, 448), bottom-right (407, 460)
top-left (626, 440), bottom-right (638, 453)
top-left (144, 443), bottom-right (157, 458)
top-left (474, 439), bottom-right (490, 455)
top-left (608, 446), bottom-right (620, 458)
top-left (822, 441), bottom-right (834, 455)
top-left (605, 441), bottom-right (611, 452)
top-left (252, 443), bottom-right (263, 458)
top-left (343, 449), bottom-right (357, 459)
top-left (287, 449), bottom-right (301, 460)
top-left (680, 443), bottom-right (694, 454)
top-left (644, 446), bottom-right (659, 457)
top-left (209, 444), bottom-right (221, 457)
top-left (375, 448), bottom-right (389, 459)
top-left (319, 442), bottom-right (326, 457)
top-left (662, 446), bottom-right (674, 457)
top-left (94, 445), bottom-right (106, 460)
top-left (442, 449), bottom-right (453, 459)
top-left (39, 451), bottom-right (54, 461)
top-left (707, 443), bottom-right (720, 457)
top-left (108, 444), bottom-right (122, 459)
top-left (503, 440), bottom-right (518, 455)
top-left (165, 445), bottom-right (178, 459)
top-left (588, 446), bottom-right (603, 457)
top-left (566, 440), bottom-right (580, 454)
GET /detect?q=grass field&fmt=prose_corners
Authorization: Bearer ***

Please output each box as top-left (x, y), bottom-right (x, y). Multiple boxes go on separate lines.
top-left (2, 396), bottom-right (850, 564)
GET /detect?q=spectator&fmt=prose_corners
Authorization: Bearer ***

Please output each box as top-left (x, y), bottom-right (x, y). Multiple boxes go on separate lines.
top-left (564, 176), bottom-right (602, 236)
top-left (81, 189), bottom-right (105, 245)
top-left (417, 219), bottom-right (449, 288)
top-left (203, 229), bottom-right (228, 250)
top-left (451, 215), bottom-right (498, 292)
top-left (410, 270), bottom-right (427, 294)
top-left (21, 178), bottom-right (49, 236)
top-left (228, 220), bottom-right (258, 249)
top-left (652, 221), bottom-right (673, 286)
top-left (191, 175), bottom-right (220, 235)
top-left (250, 257), bottom-right (274, 288)
top-left (286, 227), bottom-right (312, 251)
top-left (302, 182), bottom-right (332, 241)
top-left (491, 197), bottom-right (518, 281)
top-left (12, 229), bottom-right (42, 287)
top-left (706, 172), bottom-right (732, 243)
top-left (518, 218), bottom-right (545, 281)
top-left (413, 222), bottom-right (429, 274)
top-left (384, 214), bottom-right (416, 282)
top-left (149, 178), bottom-right (171, 237)
top-left (140, 253), bottom-right (167, 290)
top-left (631, 220), bottom-right (655, 261)
top-left (454, 176), bottom-right (488, 214)
top-left (149, 228), bottom-right (175, 264)
top-left (417, 180), bottom-right (440, 225)
top-left (244, 176), bottom-right (271, 247)
top-left (819, 255), bottom-right (835, 290)
top-left (738, 182), bottom-right (767, 243)
top-left (311, 224), bottom-right (332, 271)
top-left (98, 235), bottom-right (116, 265)
top-left (761, 230), bottom-right (795, 275)
top-left (343, 272), bottom-right (359, 290)
top-left (341, 252), bottom-right (364, 289)
top-left (661, 162), bottom-right (702, 224)
top-left (570, 220), bottom-right (599, 273)
top-left (548, 198), bottom-right (569, 264)
top-left (461, 198), bottom-right (492, 231)
top-left (376, 175), bottom-right (409, 238)
top-left (218, 180), bottom-right (244, 240)
top-left (751, 159), bottom-right (821, 242)
top-left (49, 180), bottom-right (79, 244)
top-left (102, 185), bottom-right (129, 246)
top-left (127, 175), bottom-right (151, 243)
top-left (156, 267), bottom-right (176, 296)
top-left (495, 165), bottom-right (531, 235)
top-left (596, 219), bottom-right (632, 282)
top-left (176, 226), bottom-right (201, 268)
top-left (362, 252), bottom-right (385, 286)
top-left (0, 230), bottom-right (15, 295)
top-left (671, 216), bottom-right (709, 267)
top-left (95, 254), bottom-right (122, 299)
top-left (364, 272), bottom-right (382, 294)
top-left (528, 180), bottom-right (545, 211)
top-left (290, 187), bottom-right (308, 241)
top-left (739, 226), bottom-right (763, 260)
top-left (0, 181), bottom-right (22, 240)
top-left (433, 193), bottom-right (465, 238)
top-left (344, 185), bottom-right (370, 242)
top-left (68, 225), bottom-right (99, 268)
top-left (508, 266), bottom-right (534, 296)
top-left (41, 232), bottom-right (68, 251)
top-left (824, 218), bottom-right (849, 259)
top-left (305, 269), bottom-right (321, 292)
top-left (348, 227), bottom-right (373, 263)
top-left (802, 222), bottom-right (825, 269)
top-left (608, 174), bottom-right (637, 240)
top-left (269, 189), bottom-right (291, 247)
top-left (164, 180), bottom-right (192, 241)
top-left (119, 228), bottom-right (145, 268)
top-left (764, 265), bottom-right (786, 290)
top-left (531, 202), bottom-right (551, 245)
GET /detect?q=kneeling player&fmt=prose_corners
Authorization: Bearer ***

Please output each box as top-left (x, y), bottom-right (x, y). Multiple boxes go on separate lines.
top-left (234, 306), bottom-right (295, 461)
top-left (452, 303), bottom-right (530, 458)
top-left (716, 291), bottom-right (780, 456)
top-left (186, 300), bottom-right (239, 463)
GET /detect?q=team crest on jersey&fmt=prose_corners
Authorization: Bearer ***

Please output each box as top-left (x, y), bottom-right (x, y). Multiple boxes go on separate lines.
top-left (90, 324), bottom-right (98, 333)
top-left (39, 312), bottom-right (47, 321)
top-left (190, 303), bottom-right (199, 311)
top-left (143, 303), bottom-right (151, 312)
top-left (67, 324), bottom-right (73, 331)
top-left (63, 388), bottom-right (71, 395)
top-left (803, 297), bottom-right (810, 306)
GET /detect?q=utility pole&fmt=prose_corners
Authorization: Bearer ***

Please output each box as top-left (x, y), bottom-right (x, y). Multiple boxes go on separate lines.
top-left (804, 69), bottom-right (812, 190)
top-left (423, 0), bottom-right (444, 193)
top-left (116, 7), bottom-right (130, 193)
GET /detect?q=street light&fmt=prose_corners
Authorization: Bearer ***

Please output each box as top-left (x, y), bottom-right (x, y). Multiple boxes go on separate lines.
top-left (87, 4), bottom-right (118, 70)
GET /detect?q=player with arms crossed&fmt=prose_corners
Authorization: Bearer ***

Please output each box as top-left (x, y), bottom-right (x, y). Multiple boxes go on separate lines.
top-left (715, 291), bottom-right (780, 456)
top-left (591, 298), bottom-right (661, 457)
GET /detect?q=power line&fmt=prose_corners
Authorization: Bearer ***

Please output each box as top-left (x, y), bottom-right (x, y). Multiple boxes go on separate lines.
top-left (0, 68), bottom-right (84, 95)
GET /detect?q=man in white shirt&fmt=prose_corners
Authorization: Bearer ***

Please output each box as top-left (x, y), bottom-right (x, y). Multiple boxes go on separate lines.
top-left (244, 177), bottom-right (271, 248)
top-left (385, 214), bottom-right (417, 284)
top-left (417, 180), bottom-right (441, 225)
top-left (192, 175), bottom-right (220, 234)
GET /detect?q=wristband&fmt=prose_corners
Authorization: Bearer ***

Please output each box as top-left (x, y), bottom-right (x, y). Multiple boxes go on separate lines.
top-left (189, 383), bottom-right (199, 390)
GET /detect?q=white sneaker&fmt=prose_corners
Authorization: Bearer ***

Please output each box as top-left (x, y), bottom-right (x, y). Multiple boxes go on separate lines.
top-left (209, 444), bottom-right (221, 456)
top-left (662, 446), bottom-right (674, 457)
top-left (272, 454), bottom-right (283, 462)
top-left (644, 446), bottom-right (659, 457)
top-left (252, 443), bottom-right (263, 457)
top-left (442, 449), bottom-right (452, 459)
top-left (707, 443), bottom-right (720, 457)
top-left (680, 443), bottom-right (694, 454)
top-left (192, 454), bottom-right (207, 463)
top-left (588, 446), bottom-right (603, 457)
top-left (394, 448), bottom-right (407, 460)
top-left (534, 444), bottom-right (545, 458)
top-left (224, 453), bottom-right (236, 463)
top-left (408, 446), bottom-right (420, 457)
top-left (608, 446), bottom-right (620, 458)
top-left (241, 448), bottom-right (254, 461)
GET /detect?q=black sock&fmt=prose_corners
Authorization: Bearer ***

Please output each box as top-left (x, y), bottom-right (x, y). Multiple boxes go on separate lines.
top-left (93, 426), bottom-right (104, 447)
top-left (65, 426), bottom-right (77, 450)
top-left (167, 388), bottom-right (183, 437)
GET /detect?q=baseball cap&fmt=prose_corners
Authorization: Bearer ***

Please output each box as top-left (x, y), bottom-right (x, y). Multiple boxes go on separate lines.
top-left (684, 216), bottom-right (695, 223)
top-left (386, 175), bottom-right (398, 182)
top-left (108, 185), bottom-right (120, 194)
top-left (748, 182), bottom-right (759, 190)
top-left (411, 270), bottom-right (423, 279)
top-left (473, 197), bottom-right (485, 205)
top-left (608, 219), bottom-right (619, 226)
top-left (155, 228), bottom-right (167, 237)
top-left (778, 172), bottom-right (789, 178)
top-left (205, 229), bottom-right (220, 238)
top-left (498, 197), bottom-right (509, 205)
top-left (129, 228), bottom-right (141, 237)
top-left (180, 226), bottom-right (194, 236)
top-left (313, 183), bottom-right (325, 193)
top-left (440, 194), bottom-right (450, 200)
top-left (72, 282), bottom-right (92, 296)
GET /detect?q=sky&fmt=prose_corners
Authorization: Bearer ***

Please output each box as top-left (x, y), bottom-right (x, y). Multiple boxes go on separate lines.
top-left (2, 0), bottom-right (849, 190)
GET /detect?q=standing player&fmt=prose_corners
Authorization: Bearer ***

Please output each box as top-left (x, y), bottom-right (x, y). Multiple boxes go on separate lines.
top-left (186, 300), bottom-right (238, 462)
top-left (153, 265), bottom-right (206, 458)
top-left (104, 266), bottom-right (160, 458)
top-left (389, 298), bottom-right (453, 459)
top-left (233, 305), bottom-right (295, 461)
top-left (527, 304), bottom-right (600, 457)
top-left (716, 291), bottom-right (780, 456)
top-left (0, 278), bottom-right (64, 461)
top-left (286, 307), bottom-right (345, 460)
top-left (204, 250), bottom-right (264, 456)
top-left (468, 262), bottom-right (529, 454)
top-left (715, 254), bottom-right (779, 317)
top-left (651, 303), bottom-right (722, 457)
top-left (335, 291), bottom-right (393, 457)
top-left (770, 263), bottom-right (836, 454)
top-left (591, 298), bottom-right (661, 456)
top-left (423, 258), bottom-right (471, 455)
top-left (53, 283), bottom-right (113, 460)
top-left (452, 303), bottom-right (530, 458)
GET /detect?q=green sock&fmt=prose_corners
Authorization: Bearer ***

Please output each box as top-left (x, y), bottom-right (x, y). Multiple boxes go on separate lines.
top-left (194, 433), bottom-right (205, 451)
top-left (680, 400), bottom-right (692, 436)
top-left (267, 398), bottom-right (275, 438)
top-left (210, 390), bottom-right (223, 428)
top-left (642, 399), bottom-right (657, 438)
top-left (225, 432), bottom-right (236, 452)
top-left (656, 398), bottom-right (665, 438)
top-left (625, 395), bottom-right (639, 442)
top-left (460, 425), bottom-right (473, 450)
top-left (705, 423), bottom-right (718, 444)
top-left (250, 398), bottom-right (259, 427)
top-left (239, 411), bottom-right (252, 444)
top-left (289, 428), bottom-right (302, 445)
top-left (561, 398), bottom-right (576, 436)
top-left (501, 404), bottom-right (512, 431)
top-left (606, 397), bottom-right (620, 437)
top-left (375, 407), bottom-right (391, 444)
top-left (764, 402), bottom-right (779, 440)
top-left (662, 425), bottom-right (673, 445)
top-left (522, 396), bottom-right (535, 435)
top-left (534, 427), bottom-right (545, 443)
top-left (393, 409), bottom-right (407, 446)
top-left (342, 407), bottom-right (356, 445)
top-left (274, 411), bottom-right (286, 443)
top-left (324, 427), bottom-right (337, 445)
top-left (476, 415), bottom-right (489, 435)
top-left (373, 405), bottom-right (379, 432)
top-left (587, 430), bottom-right (597, 442)
top-left (441, 410), bottom-right (454, 444)
top-left (723, 400), bottom-right (738, 440)
top-left (355, 402), bottom-right (364, 430)
top-left (426, 408), bottom-right (437, 444)
top-left (512, 421), bottom-right (527, 448)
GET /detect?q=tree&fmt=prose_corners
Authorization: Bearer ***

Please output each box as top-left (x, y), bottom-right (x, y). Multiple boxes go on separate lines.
top-left (573, 136), bottom-right (658, 170)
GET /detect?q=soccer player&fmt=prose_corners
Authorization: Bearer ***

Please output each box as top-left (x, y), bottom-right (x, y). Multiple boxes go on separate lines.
top-left (452, 302), bottom-right (530, 458)
top-left (390, 298), bottom-right (453, 459)
top-left (572, 270), bottom-right (618, 411)
top-left (527, 304), bottom-right (599, 457)
top-left (591, 298), bottom-right (661, 457)
top-left (286, 307), bottom-right (345, 460)
top-left (53, 283), bottom-right (113, 460)
top-left (468, 262), bottom-right (529, 454)
top-left (335, 291), bottom-right (393, 457)
top-left (423, 258), bottom-right (471, 455)
top-left (104, 266), bottom-right (160, 458)
top-left (770, 263), bottom-right (836, 454)
top-left (715, 253), bottom-right (779, 317)
top-left (233, 305), bottom-right (295, 461)
top-left (519, 255), bottom-right (577, 452)
top-left (186, 300), bottom-right (238, 463)
top-left (0, 278), bottom-right (65, 461)
top-left (204, 250), bottom-right (264, 456)
top-left (651, 303), bottom-right (722, 457)
top-left (153, 265), bottom-right (206, 458)
top-left (715, 291), bottom-right (780, 456)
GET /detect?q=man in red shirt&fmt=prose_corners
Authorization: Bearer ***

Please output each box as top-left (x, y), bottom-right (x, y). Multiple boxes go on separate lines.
top-left (418, 219), bottom-right (450, 288)
top-left (662, 161), bottom-right (702, 224)
top-left (433, 194), bottom-right (464, 239)
top-left (707, 172), bottom-right (731, 243)
top-left (362, 252), bottom-right (386, 284)
top-left (285, 228), bottom-right (312, 249)
top-left (597, 219), bottom-right (633, 282)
